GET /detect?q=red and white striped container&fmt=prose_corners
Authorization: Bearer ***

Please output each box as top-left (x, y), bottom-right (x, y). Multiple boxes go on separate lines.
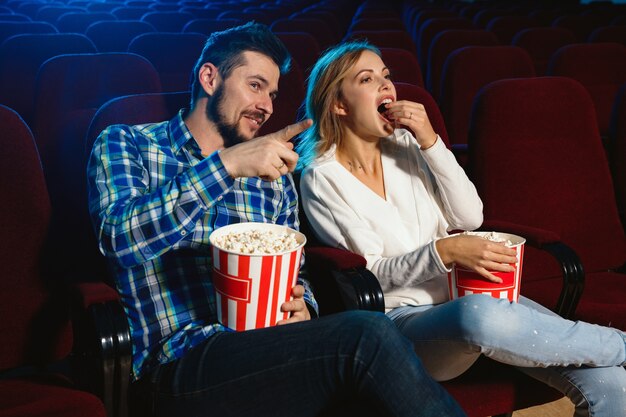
top-left (447, 232), bottom-right (525, 302)
top-left (209, 223), bottom-right (306, 331)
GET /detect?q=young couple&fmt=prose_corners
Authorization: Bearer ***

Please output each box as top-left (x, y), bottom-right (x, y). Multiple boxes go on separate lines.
top-left (88, 22), bottom-right (626, 417)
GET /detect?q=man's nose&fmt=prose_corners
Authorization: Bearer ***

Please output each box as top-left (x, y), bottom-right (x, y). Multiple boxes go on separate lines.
top-left (257, 95), bottom-right (273, 115)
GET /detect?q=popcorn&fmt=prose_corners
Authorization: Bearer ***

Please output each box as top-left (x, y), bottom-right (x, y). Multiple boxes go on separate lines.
top-left (213, 229), bottom-right (300, 255)
top-left (462, 231), bottom-right (514, 247)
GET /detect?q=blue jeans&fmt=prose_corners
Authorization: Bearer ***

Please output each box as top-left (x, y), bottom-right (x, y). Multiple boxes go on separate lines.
top-left (134, 311), bottom-right (466, 417)
top-left (387, 294), bottom-right (626, 417)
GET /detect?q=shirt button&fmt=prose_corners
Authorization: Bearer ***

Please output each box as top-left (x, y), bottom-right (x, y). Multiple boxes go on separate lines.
top-left (181, 230), bottom-right (187, 236)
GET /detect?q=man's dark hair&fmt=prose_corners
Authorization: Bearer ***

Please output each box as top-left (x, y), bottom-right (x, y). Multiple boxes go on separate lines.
top-left (190, 21), bottom-right (291, 108)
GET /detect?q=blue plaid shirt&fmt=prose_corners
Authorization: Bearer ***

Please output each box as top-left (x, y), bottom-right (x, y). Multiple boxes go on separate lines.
top-left (87, 110), bottom-right (317, 380)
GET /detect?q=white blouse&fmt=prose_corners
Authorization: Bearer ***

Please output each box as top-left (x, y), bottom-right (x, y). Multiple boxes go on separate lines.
top-left (300, 129), bottom-right (483, 309)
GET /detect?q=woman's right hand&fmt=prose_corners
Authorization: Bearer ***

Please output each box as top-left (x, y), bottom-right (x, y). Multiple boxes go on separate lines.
top-left (435, 235), bottom-right (518, 283)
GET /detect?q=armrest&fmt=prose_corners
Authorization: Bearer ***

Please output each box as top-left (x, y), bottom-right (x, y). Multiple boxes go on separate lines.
top-left (305, 246), bottom-right (385, 316)
top-left (479, 220), bottom-right (585, 318)
top-left (72, 282), bottom-right (131, 417)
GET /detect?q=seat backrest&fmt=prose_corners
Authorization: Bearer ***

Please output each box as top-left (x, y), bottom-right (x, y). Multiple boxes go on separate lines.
top-left (33, 52), bottom-right (162, 169)
top-left (275, 31), bottom-right (321, 76)
top-left (110, 6), bottom-right (152, 20)
top-left (588, 25), bottom-right (626, 45)
top-left (140, 11), bottom-right (195, 32)
top-left (485, 15), bottom-right (543, 44)
top-left (468, 76), bottom-right (626, 273)
top-left (512, 27), bottom-right (576, 75)
top-left (85, 20), bottom-right (156, 53)
top-left (86, 91), bottom-right (191, 171)
top-left (34, 5), bottom-right (83, 23)
top-left (128, 32), bottom-right (207, 92)
top-left (257, 60), bottom-right (305, 137)
top-left (551, 14), bottom-right (609, 42)
top-left (0, 104), bottom-right (72, 371)
top-left (182, 18), bottom-right (244, 36)
top-left (0, 21), bottom-right (57, 44)
top-left (427, 29), bottom-right (500, 100)
top-left (439, 45), bottom-right (535, 147)
top-left (609, 83), bottom-right (626, 230)
top-left (472, 9), bottom-right (519, 28)
top-left (547, 42), bottom-right (626, 139)
top-left (55, 11), bottom-right (116, 33)
top-left (346, 29), bottom-right (418, 59)
top-left (379, 47), bottom-right (423, 87)
top-left (414, 17), bottom-right (475, 73)
top-left (271, 18), bottom-right (338, 51)
top-left (348, 17), bottom-right (404, 32)
top-left (32, 53), bottom-right (162, 284)
top-left (0, 33), bottom-right (97, 124)
top-left (0, 13), bottom-right (31, 22)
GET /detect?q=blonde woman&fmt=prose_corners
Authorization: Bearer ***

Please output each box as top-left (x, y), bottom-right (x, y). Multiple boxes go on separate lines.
top-left (297, 40), bottom-right (626, 417)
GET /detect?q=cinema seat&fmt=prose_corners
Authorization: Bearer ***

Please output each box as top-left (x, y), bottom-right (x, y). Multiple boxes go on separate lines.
top-left (468, 77), bottom-right (626, 328)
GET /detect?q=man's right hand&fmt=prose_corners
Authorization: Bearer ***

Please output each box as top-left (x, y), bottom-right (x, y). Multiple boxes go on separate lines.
top-left (218, 119), bottom-right (312, 181)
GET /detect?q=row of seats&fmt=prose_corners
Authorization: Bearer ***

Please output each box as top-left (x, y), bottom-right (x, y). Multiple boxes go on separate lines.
top-left (1, 1), bottom-right (625, 417)
top-left (4, 74), bottom-right (626, 417)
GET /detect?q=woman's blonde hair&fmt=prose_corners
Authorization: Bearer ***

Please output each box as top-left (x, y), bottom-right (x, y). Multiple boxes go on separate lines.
top-left (296, 40), bottom-right (380, 170)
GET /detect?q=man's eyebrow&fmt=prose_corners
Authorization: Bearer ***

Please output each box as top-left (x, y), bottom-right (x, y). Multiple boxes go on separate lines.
top-left (249, 74), bottom-right (270, 86)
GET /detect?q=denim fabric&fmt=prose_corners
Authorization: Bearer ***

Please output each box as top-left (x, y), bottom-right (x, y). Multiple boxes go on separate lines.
top-left (135, 310), bottom-right (467, 417)
top-left (387, 294), bottom-right (626, 417)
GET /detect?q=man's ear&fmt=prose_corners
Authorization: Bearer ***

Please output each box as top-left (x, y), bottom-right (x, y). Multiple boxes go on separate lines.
top-left (198, 62), bottom-right (219, 96)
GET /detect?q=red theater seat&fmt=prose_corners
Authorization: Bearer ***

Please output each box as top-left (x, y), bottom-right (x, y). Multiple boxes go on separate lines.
top-left (609, 83), bottom-right (626, 231)
top-left (512, 27), bottom-right (576, 75)
top-left (0, 104), bottom-right (121, 417)
top-left (427, 29), bottom-right (500, 100)
top-left (547, 42), bottom-right (626, 141)
top-left (468, 77), bottom-right (626, 327)
top-left (439, 45), bottom-right (535, 159)
top-left (0, 33), bottom-right (96, 124)
top-left (85, 20), bottom-right (156, 52)
top-left (128, 32), bottom-right (207, 92)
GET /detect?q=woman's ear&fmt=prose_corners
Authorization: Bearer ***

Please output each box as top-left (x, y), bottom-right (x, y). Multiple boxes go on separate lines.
top-left (332, 99), bottom-right (348, 116)
top-left (198, 62), bottom-right (219, 96)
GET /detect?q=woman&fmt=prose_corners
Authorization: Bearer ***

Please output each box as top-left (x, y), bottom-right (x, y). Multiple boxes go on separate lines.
top-left (297, 40), bottom-right (626, 417)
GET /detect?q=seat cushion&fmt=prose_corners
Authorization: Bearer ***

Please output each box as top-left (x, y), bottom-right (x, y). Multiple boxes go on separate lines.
top-left (0, 376), bottom-right (106, 417)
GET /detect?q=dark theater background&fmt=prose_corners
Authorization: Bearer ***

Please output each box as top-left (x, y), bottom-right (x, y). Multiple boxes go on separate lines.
top-left (1, 0), bottom-right (625, 416)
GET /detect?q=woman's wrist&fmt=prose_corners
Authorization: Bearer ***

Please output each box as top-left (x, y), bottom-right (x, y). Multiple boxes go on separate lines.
top-left (435, 235), bottom-right (454, 267)
top-left (420, 134), bottom-right (439, 151)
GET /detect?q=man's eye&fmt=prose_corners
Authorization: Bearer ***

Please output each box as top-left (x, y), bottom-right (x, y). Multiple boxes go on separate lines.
top-left (270, 92), bottom-right (277, 101)
top-left (250, 82), bottom-right (260, 90)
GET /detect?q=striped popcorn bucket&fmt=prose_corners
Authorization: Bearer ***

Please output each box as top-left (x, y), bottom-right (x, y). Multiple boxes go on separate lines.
top-left (209, 223), bottom-right (306, 331)
top-left (447, 232), bottom-right (525, 302)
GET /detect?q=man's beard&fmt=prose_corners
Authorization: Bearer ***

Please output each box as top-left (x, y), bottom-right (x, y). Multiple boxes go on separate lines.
top-left (206, 84), bottom-right (266, 148)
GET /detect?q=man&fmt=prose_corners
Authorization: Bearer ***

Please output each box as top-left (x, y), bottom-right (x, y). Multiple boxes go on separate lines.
top-left (87, 22), bottom-right (465, 417)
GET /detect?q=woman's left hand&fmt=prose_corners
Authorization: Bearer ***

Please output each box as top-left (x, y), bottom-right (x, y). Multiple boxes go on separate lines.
top-left (277, 284), bottom-right (311, 325)
top-left (384, 100), bottom-right (438, 149)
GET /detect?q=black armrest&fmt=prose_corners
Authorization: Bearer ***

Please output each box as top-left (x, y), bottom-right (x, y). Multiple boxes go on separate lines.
top-left (480, 220), bottom-right (585, 318)
top-left (72, 283), bottom-right (131, 417)
top-left (305, 246), bottom-right (385, 316)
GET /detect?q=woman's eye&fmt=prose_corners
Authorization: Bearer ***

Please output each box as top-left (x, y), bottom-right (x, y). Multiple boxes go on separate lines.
top-left (360, 76), bottom-right (372, 84)
top-left (384, 73), bottom-right (392, 80)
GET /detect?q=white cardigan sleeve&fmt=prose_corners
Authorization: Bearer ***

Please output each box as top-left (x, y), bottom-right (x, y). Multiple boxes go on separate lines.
top-left (419, 137), bottom-right (483, 230)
